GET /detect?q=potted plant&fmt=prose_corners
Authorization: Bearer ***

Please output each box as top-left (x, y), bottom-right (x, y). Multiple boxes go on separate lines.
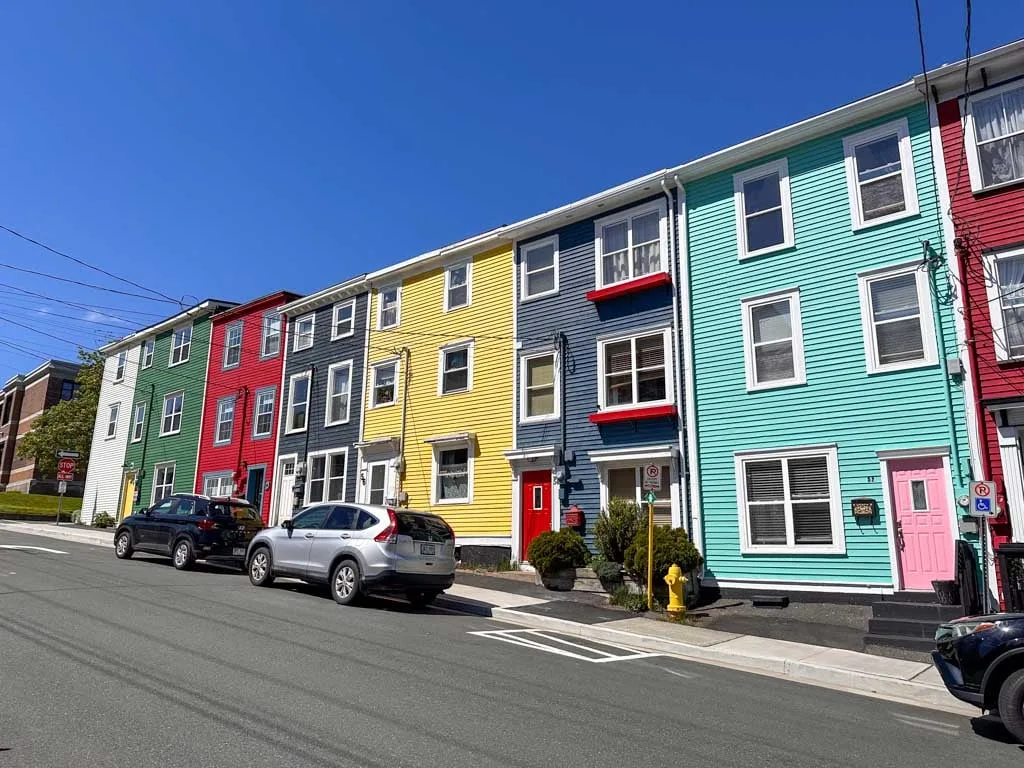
top-left (527, 529), bottom-right (589, 590)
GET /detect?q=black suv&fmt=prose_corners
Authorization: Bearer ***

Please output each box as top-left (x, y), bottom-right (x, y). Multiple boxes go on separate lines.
top-left (113, 493), bottom-right (264, 570)
top-left (933, 612), bottom-right (1024, 742)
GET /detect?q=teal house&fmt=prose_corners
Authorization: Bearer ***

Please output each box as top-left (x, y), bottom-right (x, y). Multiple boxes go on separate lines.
top-left (680, 83), bottom-right (972, 596)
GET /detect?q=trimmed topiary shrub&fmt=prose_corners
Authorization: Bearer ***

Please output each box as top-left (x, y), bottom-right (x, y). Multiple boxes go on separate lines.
top-left (624, 525), bottom-right (702, 584)
top-left (527, 528), bottom-right (590, 576)
top-left (594, 497), bottom-right (643, 565)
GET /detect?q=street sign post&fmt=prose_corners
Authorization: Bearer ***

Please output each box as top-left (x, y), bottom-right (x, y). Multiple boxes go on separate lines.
top-left (55, 457), bottom-right (76, 526)
top-left (58, 481), bottom-right (67, 495)
top-left (642, 464), bottom-right (662, 492)
top-left (640, 465), bottom-right (662, 611)
top-left (969, 480), bottom-right (998, 614)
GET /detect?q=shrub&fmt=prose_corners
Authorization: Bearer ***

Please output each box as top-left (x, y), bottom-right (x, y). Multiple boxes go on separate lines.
top-left (609, 584), bottom-right (647, 612)
top-left (624, 525), bottom-right (702, 583)
top-left (527, 528), bottom-right (589, 576)
top-left (594, 497), bottom-right (643, 564)
top-left (589, 557), bottom-right (624, 584)
top-left (92, 512), bottom-right (115, 529)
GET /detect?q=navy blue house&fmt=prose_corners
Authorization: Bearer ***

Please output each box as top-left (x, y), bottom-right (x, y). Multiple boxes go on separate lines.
top-left (505, 190), bottom-right (686, 561)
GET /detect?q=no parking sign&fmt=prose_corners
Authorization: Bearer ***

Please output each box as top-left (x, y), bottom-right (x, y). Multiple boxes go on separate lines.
top-left (969, 480), bottom-right (997, 518)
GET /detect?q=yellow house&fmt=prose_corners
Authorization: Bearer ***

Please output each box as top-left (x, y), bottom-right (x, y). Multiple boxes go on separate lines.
top-left (359, 243), bottom-right (514, 560)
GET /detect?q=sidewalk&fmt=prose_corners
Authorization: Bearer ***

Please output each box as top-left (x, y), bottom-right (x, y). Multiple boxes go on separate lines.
top-left (0, 520), bottom-right (114, 547)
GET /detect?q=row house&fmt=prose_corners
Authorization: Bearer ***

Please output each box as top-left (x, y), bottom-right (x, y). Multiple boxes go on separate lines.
top-left (194, 292), bottom-right (299, 522)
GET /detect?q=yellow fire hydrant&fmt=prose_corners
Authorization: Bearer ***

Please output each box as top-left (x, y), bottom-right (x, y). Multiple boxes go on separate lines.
top-left (664, 563), bottom-right (687, 617)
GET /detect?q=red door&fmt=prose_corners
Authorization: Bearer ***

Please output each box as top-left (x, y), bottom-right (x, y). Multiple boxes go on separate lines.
top-left (521, 470), bottom-right (552, 561)
top-left (889, 457), bottom-right (955, 591)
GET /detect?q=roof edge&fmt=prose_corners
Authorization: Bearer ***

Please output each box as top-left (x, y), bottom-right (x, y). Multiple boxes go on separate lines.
top-left (98, 299), bottom-right (238, 355)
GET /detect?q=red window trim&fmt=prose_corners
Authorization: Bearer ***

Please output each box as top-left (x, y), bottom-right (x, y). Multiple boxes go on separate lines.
top-left (588, 404), bottom-right (677, 424)
top-left (585, 272), bottom-right (672, 302)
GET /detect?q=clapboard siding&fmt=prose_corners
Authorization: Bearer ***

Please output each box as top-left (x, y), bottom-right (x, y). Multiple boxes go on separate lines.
top-left (687, 103), bottom-right (969, 586)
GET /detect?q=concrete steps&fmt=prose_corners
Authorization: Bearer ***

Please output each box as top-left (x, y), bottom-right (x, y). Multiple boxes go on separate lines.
top-left (864, 592), bottom-right (961, 652)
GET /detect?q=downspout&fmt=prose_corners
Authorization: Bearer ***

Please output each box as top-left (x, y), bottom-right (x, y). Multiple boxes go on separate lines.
top-left (661, 178), bottom-right (688, 534)
top-left (235, 385), bottom-right (250, 493)
top-left (302, 366), bottom-right (316, 463)
top-left (956, 239), bottom-right (992, 479)
top-left (927, 241), bottom-right (965, 489)
top-left (397, 347), bottom-right (411, 501)
top-left (558, 332), bottom-right (567, 466)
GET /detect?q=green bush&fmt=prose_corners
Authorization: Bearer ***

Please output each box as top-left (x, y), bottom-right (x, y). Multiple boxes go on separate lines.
top-left (593, 497), bottom-right (643, 565)
top-left (608, 584), bottom-right (647, 612)
top-left (624, 525), bottom-right (702, 583)
top-left (589, 557), bottom-right (624, 584)
top-left (526, 528), bottom-right (589, 576)
top-left (92, 512), bottom-right (115, 529)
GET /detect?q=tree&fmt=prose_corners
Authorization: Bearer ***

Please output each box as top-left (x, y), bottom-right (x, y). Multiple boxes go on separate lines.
top-left (17, 349), bottom-right (104, 477)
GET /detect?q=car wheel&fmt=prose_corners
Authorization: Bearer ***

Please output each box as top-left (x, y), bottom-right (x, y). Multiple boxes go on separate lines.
top-left (406, 589), bottom-right (440, 608)
top-left (248, 547), bottom-right (274, 587)
top-left (330, 560), bottom-right (361, 606)
top-left (172, 538), bottom-right (195, 571)
top-left (998, 668), bottom-right (1024, 744)
top-left (114, 530), bottom-right (133, 560)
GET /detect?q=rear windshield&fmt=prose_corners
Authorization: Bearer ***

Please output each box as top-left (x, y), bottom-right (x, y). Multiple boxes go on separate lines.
top-left (209, 502), bottom-right (261, 521)
top-left (396, 512), bottom-right (452, 542)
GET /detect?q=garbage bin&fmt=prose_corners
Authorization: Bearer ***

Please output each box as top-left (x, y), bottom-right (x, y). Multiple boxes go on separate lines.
top-left (931, 579), bottom-right (961, 606)
top-left (997, 543), bottom-right (1024, 613)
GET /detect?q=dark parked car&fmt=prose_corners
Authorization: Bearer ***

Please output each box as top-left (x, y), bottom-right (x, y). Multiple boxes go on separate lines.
top-left (113, 493), bottom-right (264, 570)
top-left (933, 612), bottom-right (1024, 742)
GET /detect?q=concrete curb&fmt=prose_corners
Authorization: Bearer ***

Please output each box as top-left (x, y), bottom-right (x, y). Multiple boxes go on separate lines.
top-left (0, 521), bottom-right (114, 548)
top-left (437, 595), bottom-right (974, 717)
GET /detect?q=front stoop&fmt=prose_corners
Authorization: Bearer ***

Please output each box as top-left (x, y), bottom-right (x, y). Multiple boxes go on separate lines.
top-left (864, 592), bottom-right (963, 653)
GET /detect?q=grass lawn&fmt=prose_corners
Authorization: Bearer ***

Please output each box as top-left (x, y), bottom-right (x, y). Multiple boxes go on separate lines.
top-left (0, 491), bottom-right (82, 516)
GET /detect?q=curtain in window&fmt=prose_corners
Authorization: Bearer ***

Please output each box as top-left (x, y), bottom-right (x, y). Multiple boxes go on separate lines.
top-left (870, 274), bottom-right (924, 364)
top-left (631, 212), bottom-right (661, 276)
top-left (788, 457), bottom-right (832, 544)
top-left (525, 356), bottom-right (555, 416)
top-left (998, 254), bottom-right (1024, 357)
top-left (438, 448), bottom-right (469, 500)
top-left (605, 340), bottom-right (633, 405)
top-left (635, 335), bottom-right (666, 402)
top-left (854, 134), bottom-right (905, 219)
top-left (974, 87), bottom-right (1024, 186)
top-left (602, 221), bottom-right (630, 285)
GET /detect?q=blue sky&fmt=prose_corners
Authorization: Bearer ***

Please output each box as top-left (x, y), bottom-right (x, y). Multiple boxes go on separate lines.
top-left (0, 1), bottom-right (1015, 380)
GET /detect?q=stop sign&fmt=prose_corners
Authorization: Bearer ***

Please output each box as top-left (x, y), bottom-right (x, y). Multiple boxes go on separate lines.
top-left (58, 458), bottom-right (76, 474)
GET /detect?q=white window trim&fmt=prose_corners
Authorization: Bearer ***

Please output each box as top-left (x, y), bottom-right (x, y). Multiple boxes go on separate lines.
top-left (251, 386), bottom-right (276, 439)
top-left (595, 326), bottom-right (674, 412)
top-left (105, 402), bottom-right (120, 440)
top-left (438, 340), bottom-right (474, 396)
top-left (151, 461), bottom-right (176, 505)
top-left (131, 402), bottom-right (146, 444)
top-left (203, 471), bottom-right (235, 498)
top-left (324, 360), bottom-right (354, 427)
top-left (222, 321), bottom-right (243, 370)
top-left (260, 312), bottom-right (282, 359)
top-left (593, 199), bottom-right (669, 289)
top-left (842, 118), bottom-right (919, 230)
top-left (519, 350), bottom-right (560, 424)
top-left (285, 371), bottom-right (311, 434)
top-left (430, 438), bottom-right (474, 505)
top-left (857, 262), bottom-right (938, 374)
top-left (519, 235), bottom-right (560, 302)
top-left (331, 299), bottom-right (356, 341)
top-left (963, 79), bottom-right (1024, 194)
top-left (141, 339), bottom-right (154, 369)
top-left (734, 443), bottom-right (846, 555)
top-left (292, 313), bottom-right (316, 352)
top-left (740, 288), bottom-right (807, 392)
top-left (370, 358), bottom-right (400, 409)
top-left (213, 395), bottom-right (235, 446)
top-left (169, 325), bottom-right (192, 367)
top-left (160, 391), bottom-right (184, 437)
top-left (113, 352), bottom-right (127, 383)
top-left (733, 158), bottom-right (795, 259)
top-left (376, 284), bottom-right (402, 330)
top-left (597, 462), bottom-right (681, 529)
top-left (444, 261), bottom-right (472, 312)
top-left (984, 246), bottom-right (1024, 362)
top-left (305, 447), bottom-right (349, 504)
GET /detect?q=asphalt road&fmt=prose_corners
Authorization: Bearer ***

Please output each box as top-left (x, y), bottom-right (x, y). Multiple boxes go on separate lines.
top-left (0, 532), bottom-right (1018, 768)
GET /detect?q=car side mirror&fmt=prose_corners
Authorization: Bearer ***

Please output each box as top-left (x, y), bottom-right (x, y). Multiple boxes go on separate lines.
top-left (282, 519), bottom-right (293, 530)
top-left (137, 507), bottom-right (149, 516)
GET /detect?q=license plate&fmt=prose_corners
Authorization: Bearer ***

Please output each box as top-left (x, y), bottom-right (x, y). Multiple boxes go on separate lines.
top-left (232, 547), bottom-right (246, 556)
top-left (420, 543), bottom-right (436, 556)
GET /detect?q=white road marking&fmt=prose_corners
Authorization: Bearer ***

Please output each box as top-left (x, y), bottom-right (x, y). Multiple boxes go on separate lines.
top-left (469, 629), bottom-right (661, 664)
top-left (891, 712), bottom-right (960, 734)
top-left (0, 545), bottom-right (67, 555)
top-left (659, 666), bottom-right (698, 679)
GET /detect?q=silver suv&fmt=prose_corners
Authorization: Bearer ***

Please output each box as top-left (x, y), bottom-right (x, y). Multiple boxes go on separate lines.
top-left (245, 503), bottom-right (456, 607)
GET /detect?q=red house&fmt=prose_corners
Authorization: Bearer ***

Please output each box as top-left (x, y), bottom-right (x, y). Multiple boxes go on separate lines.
top-left (195, 291), bottom-right (299, 521)
top-left (927, 41), bottom-right (1024, 592)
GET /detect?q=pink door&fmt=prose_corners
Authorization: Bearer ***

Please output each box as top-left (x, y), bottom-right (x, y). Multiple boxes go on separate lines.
top-left (889, 457), bottom-right (954, 591)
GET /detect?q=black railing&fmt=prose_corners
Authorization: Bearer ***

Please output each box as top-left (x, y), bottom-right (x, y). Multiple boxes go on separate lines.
top-left (997, 543), bottom-right (1024, 613)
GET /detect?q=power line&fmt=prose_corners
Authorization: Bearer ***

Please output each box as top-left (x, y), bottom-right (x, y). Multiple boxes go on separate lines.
top-left (0, 261), bottom-right (182, 303)
top-left (950, 0), bottom-right (973, 202)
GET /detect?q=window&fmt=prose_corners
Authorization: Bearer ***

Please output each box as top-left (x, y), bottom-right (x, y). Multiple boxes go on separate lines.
top-left (170, 326), bottom-right (192, 366)
top-left (377, 285), bottom-right (401, 329)
top-left (152, 462), bottom-right (175, 504)
top-left (439, 342), bottom-right (472, 395)
top-left (161, 391), bottom-right (184, 436)
top-left (222, 322), bottom-right (243, 369)
top-left (520, 352), bottom-right (558, 422)
top-left (366, 464), bottom-right (387, 505)
top-left (293, 314), bottom-right (315, 351)
top-left (286, 373), bottom-right (310, 433)
top-left (261, 313), bottom-right (281, 358)
top-left (307, 449), bottom-right (348, 503)
top-left (595, 202), bottom-right (667, 288)
top-left (735, 445), bottom-right (844, 554)
top-left (734, 159), bottom-right (794, 258)
top-left (204, 473), bottom-right (234, 498)
top-left (371, 360), bottom-right (398, 407)
top-left (598, 329), bottom-right (671, 410)
top-left (291, 506), bottom-right (329, 530)
top-left (357, 509), bottom-right (379, 529)
top-left (986, 247), bottom-right (1024, 361)
top-left (843, 119), bottom-right (918, 229)
top-left (325, 361), bottom-right (352, 426)
top-left (520, 236), bottom-right (558, 300)
top-left (214, 396), bottom-right (235, 445)
top-left (142, 339), bottom-right (154, 369)
top-left (741, 290), bottom-right (806, 390)
top-left (331, 300), bottom-right (355, 340)
top-left (60, 380), bottom-right (79, 400)
top-left (606, 465), bottom-right (673, 526)
top-left (114, 351), bottom-right (128, 383)
top-left (324, 505), bottom-right (357, 530)
top-left (131, 402), bottom-right (146, 443)
top-left (106, 403), bottom-right (120, 439)
top-left (444, 262), bottom-right (471, 310)
top-left (966, 80), bottom-right (1024, 191)
top-left (434, 445), bottom-right (471, 503)
top-left (858, 264), bottom-right (937, 373)
top-left (252, 387), bottom-right (275, 438)
top-left (911, 479), bottom-right (929, 511)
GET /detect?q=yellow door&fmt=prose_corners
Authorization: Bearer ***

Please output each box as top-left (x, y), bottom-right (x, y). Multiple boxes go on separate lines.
top-left (120, 472), bottom-right (136, 520)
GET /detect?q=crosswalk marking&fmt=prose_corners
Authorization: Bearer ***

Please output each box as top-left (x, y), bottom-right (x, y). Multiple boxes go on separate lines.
top-left (469, 628), bottom-right (661, 664)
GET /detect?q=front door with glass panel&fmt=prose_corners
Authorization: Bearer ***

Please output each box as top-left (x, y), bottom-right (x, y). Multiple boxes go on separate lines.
top-left (360, 461), bottom-right (391, 505)
top-left (275, 459), bottom-right (296, 525)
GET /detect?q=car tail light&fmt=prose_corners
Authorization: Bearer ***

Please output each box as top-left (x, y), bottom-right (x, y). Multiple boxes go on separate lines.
top-left (374, 508), bottom-right (398, 543)
top-left (197, 519), bottom-right (217, 531)
top-left (444, 521), bottom-right (455, 544)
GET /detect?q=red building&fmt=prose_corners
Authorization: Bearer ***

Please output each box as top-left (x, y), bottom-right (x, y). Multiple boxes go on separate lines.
top-left (195, 291), bottom-right (299, 521)
top-left (926, 41), bottom-right (1024, 594)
